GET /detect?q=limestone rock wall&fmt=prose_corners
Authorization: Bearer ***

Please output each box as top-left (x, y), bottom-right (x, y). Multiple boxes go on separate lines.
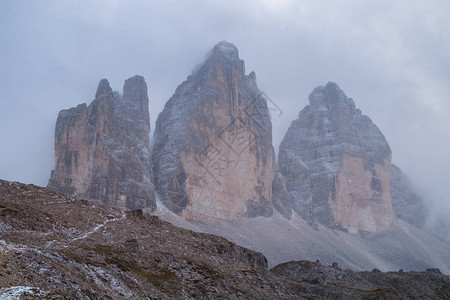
top-left (390, 164), bottom-right (427, 228)
top-left (152, 41), bottom-right (275, 220)
top-left (48, 76), bottom-right (156, 210)
top-left (279, 82), bottom-right (396, 233)
top-left (272, 172), bottom-right (292, 219)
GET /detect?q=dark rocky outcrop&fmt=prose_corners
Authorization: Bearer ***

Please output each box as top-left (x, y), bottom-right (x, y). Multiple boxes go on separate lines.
top-left (390, 164), bottom-right (427, 228)
top-left (47, 76), bottom-right (156, 210)
top-left (279, 82), bottom-right (396, 233)
top-left (271, 260), bottom-right (450, 299)
top-left (152, 41), bottom-right (275, 220)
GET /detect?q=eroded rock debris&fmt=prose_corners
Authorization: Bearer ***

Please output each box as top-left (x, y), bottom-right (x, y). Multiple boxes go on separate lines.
top-left (1, 179), bottom-right (449, 299)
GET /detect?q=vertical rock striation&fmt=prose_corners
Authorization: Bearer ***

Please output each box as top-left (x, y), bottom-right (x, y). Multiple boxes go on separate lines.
top-left (279, 82), bottom-right (396, 233)
top-left (48, 76), bottom-right (156, 210)
top-left (152, 41), bottom-right (275, 220)
top-left (390, 164), bottom-right (427, 228)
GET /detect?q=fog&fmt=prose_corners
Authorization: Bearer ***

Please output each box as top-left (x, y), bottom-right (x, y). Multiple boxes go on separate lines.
top-left (1, 0), bottom-right (449, 231)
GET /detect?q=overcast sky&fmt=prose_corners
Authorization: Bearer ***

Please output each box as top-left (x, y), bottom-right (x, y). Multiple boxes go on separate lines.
top-left (1, 0), bottom-right (449, 221)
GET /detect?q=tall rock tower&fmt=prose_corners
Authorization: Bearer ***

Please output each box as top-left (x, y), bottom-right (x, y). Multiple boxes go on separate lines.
top-left (48, 75), bottom-right (156, 210)
top-left (152, 41), bottom-right (275, 220)
top-left (279, 82), bottom-right (396, 233)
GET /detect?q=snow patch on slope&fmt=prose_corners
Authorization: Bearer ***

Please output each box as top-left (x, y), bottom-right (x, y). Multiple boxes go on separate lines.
top-left (0, 286), bottom-right (48, 299)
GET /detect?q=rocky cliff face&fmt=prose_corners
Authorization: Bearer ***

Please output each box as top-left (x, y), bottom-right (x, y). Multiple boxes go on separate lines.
top-left (390, 164), bottom-right (427, 228)
top-left (48, 75), bottom-right (156, 210)
top-left (152, 41), bottom-right (275, 220)
top-left (272, 172), bottom-right (292, 219)
top-left (279, 82), bottom-right (396, 233)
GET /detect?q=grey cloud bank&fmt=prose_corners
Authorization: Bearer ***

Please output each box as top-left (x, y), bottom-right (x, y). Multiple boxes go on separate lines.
top-left (1, 0), bottom-right (449, 230)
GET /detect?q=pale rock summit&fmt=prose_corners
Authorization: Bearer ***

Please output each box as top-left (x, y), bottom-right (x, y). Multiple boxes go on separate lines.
top-left (152, 41), bottom-right (276, 220)
top-left (279, 82), bottom-right (396, 233)
top-left (48, 75), bottom-right (156, 210)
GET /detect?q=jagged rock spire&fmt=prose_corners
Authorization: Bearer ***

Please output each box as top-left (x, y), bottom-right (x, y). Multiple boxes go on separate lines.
top-left (48, 76), bottom-right (156, 210)
top-left (279, 82), bottom-right (396, 233)
top-left (152, 41), bottom-right (276, 220)
top-left (95, 79), bottom-right (113, 99)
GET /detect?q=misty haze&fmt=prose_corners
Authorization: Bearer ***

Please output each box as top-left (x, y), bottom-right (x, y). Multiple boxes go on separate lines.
top-left (1, 1), bottom-right (450, 298)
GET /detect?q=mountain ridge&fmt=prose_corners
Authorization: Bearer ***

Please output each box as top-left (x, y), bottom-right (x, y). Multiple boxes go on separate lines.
top-left (42, 41), bottom-right (448, 280)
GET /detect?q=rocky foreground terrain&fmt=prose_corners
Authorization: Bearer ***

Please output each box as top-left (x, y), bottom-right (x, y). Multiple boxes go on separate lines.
top-left (1, 179), bottom-right (449, 299)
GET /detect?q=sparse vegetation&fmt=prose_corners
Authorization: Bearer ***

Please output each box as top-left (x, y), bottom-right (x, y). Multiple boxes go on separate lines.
top-left (1, 179), bottom-right (450, 299)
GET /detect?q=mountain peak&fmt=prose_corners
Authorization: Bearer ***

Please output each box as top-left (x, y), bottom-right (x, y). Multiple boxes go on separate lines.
top-left (189, 41), bottom-right (246, 87)
top-left (152, 41), bottom-right (275, 220)
top-left (211, 41), bottom-right (239, 61)
top-left (309, 81), bottom-right (355, 111)
top-left (124, 74), bottom-right (146, 86)
top-left (95, 78), bottom-right (113, 99)
top-left (48, 76), bottom-right (155, 210)
top-left (123, 75), bottom-right (148, 104)
top-left (280, 83), bottom-right (394, 233)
